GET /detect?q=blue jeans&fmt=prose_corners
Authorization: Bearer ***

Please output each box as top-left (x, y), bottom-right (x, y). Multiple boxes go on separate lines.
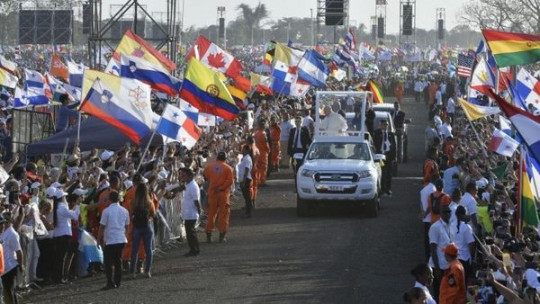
top-left (130, 222), bottom-right (154, 274)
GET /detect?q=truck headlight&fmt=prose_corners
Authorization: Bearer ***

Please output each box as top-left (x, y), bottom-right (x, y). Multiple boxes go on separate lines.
top-left (356, 170), bottom-right (372, 179)
top-left (301, 169), bottom-right (317, 178)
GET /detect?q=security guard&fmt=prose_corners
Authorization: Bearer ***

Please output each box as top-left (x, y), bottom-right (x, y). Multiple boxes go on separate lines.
top-left (439, 244), bottom-right (466, 304)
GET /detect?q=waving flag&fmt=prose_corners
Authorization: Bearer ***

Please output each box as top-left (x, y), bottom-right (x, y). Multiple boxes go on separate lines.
top-left (0, 68), bottom-right (18, 88)
top-left (50, 53), bottom-right (69, 82)
top-left (67, 59), bottom-right (86, 88)
top-left (226, 84), bottom-right (247, 110)
top-left (0, 55), bottom-right (17, 73)
top-left (491, 89), bottom-right (540, 163)
top-left (61, 82), bottom-right (82, 103)
top-left (482, 29), bottom-right (540, 67)
top-left (13, 87), bottom-right (29, 107)
top-left (120, 54), bottom-right (182, 96)
top-left (156, 103), bottom-right (201, 149)
top-left (365, 80), bottom-right (384, 104)
top-left (80, 78), bottom-right (153, 145)
top-left (488, 128), bottom-right (519, 157)
top-left (457, 54), bottom-right (474, 78)
top-left (345, 28), bottom-right (357, 51)
top-left (179, 58), bottom-right (238, 121)
top-left (250, 72), bottom-right (273, 95)
top-left (458, 97), bottom-right (500, 120)
top-left (521, 149), bottom-right (539, 227)
top-left (271, 43), bottom-right (306, 97)
top-left (113, 30), bottom-right (176, 73)
top-left (516, 68), bottom-right (540, 108)
top-left (186, 35), bottom-right (243, 78)
top-left (499, 115), bottom-right (512, 135)
top-left (298, 50), bottom-right (329, 87)
top-left (24, 69), bottom-right (49, 105)
top-left (470, 57), bottom-right (496, 97)
top-left (179, 99), bottom-right (216, 127)
top-left (104, 58), bottom-right (121, 76)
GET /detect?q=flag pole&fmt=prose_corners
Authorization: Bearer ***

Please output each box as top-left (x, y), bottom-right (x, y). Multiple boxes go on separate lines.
top-left (76, 112), bottom-right (81, 147)
top-left (136, 128), bottom-right (158, 172)
top-left (517, 145), bottom-right (524, 235)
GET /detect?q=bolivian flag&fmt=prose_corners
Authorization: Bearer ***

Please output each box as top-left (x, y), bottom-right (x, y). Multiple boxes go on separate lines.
top-left (482, 29), bottom-right (540, 67)
top-left (180, 58), bottom-right (239, 121)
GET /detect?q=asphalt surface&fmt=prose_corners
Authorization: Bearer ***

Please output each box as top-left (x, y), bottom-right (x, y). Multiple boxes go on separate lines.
top-left (26, 97), bottom-right (428, 304)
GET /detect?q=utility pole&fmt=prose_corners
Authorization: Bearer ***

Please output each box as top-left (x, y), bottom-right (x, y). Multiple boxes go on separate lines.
top-left (310, 8), bottom-right (314, 46)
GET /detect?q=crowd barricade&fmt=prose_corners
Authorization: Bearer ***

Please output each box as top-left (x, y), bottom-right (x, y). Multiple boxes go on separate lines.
top-left (153, 194), bottom-right (185, 255)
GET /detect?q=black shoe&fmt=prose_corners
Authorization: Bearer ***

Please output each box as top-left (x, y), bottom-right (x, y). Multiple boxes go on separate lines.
top-left (206, 232), bottom-right (212, 243)
top-left (100, 284), bottom-right (116, 291)
top-left (219, 232), bottom-right (227, 243)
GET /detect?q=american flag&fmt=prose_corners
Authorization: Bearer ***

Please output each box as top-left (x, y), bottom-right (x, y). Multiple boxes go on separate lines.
top-left (457, 53), bottom-right (474, 78)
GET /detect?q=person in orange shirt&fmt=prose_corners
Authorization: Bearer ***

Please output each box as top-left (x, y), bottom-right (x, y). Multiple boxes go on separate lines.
top-left (253, 119), bottom-right (270, 186)
top-left (121, 174), bottom-right (147, 271)
top-left (423, 148), bottom-right (439, 186)
top-left (394, 82), bottom-right (405, 104)
top-left (204, 151), bottom-right (234, 243)
top-left (439, 244), bottom-right (466, 304)
top-left (428, 82), bottom-right (439, 107)
top-left (247, 136), bottom-right (261, 206)
top-left (269, 116), bottom-right (281, 173)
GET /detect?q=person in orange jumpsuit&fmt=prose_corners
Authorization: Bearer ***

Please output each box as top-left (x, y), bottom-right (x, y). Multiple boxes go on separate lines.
top-left (121, 174), bottom-right (147, 270)
top-left (269, 117), bottom-right (281, 172)
top-left (439, 244), bottom-right (466, 304)
top-left (423, 148), bottom-right (439, 186)
top-left (394, 82), bottom-right (405, 104)
top-left (428, 82), bottom-right (439, 107)
top-left (204, 151), bottom-right (234, 243)
top-left (246, 136), bottom-right (260, 206)
top-left (253, 119), bottom-right (270, 186)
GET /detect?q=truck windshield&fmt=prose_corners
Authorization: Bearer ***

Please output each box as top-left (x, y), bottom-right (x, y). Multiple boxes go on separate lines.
top-left (306, 142), bottom-right (371, 161)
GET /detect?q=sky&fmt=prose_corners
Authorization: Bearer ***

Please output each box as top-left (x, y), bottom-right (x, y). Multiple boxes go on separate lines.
top-left (103, 0), bottom-right (470, 35)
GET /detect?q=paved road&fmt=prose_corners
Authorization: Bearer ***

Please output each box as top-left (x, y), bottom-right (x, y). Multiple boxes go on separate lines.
top-left (27, 97), bottom-right (428, 304)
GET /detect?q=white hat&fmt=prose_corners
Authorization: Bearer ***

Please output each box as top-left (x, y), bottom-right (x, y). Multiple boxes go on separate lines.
top-left (30, 182), bottom-right (41, 189)
top-left (476, 178), bottom-right (489, 189)
top-left (51, 182), bottom-right (64, 189)
top-left (54, 188), bottom-right (68, 199)
top-left (45, 187), bottom-right (57, 198)
top-left (247, 103), bottom-right (255, 109)
top-left (100, 150), bottom-right (114, 161)
top-left (73, 188), bottom-right (88, 196)
top-left (98, 181), bottom-right (110, 191)
top-left (123, 180), bottom-right (133, 189)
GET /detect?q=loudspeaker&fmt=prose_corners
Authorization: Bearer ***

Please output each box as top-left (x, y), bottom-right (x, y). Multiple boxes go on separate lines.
top-left (402, 4), bottom-right (413, 36)
top-left (371, 24), bottom-right (377, 40)
top-left (325, 0), bottom-right (344, 26)
top-left (377, 17), bottom-right (385, 39)
top-left (83, 3), bottom-right (92, 34)
top-left (437, 19), bottom-right (444, 40)
top-left (218, 18), bottom-right (225, 38)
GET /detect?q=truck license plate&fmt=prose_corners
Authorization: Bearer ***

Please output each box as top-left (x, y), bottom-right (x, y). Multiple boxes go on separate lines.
top-left (329, 185), bottom-right (344, 192)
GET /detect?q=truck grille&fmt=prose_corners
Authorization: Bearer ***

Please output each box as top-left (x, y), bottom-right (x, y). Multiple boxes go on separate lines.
top-left (314, 173), bottom-right (358, 183)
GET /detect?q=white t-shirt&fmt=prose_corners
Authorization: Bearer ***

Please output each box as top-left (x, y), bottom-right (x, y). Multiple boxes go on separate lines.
top-left (460, 192), bottom-right (478, 216)
top-left (1, 226), bottom-right (21, 274)
top-left (435, 91), bottom-right (443, 106)
top-left (53, 202), bottom-right (80, 237)
top-left (447, 98), bottom-right (455, 114)
top-left (238, 154), bottom-right (253, 181)
top-left (414, 281), bottom-right (436, 304)
top-left (181, 180), bottom-right (201, 221)
top-left (100, 202), bottom-right (129, 245)
top-left (428, 220), bottom-right (453, 270)
top-left (420, 183), bottom-right (436, 223)
top-left (280, 120), bottom-right (294, 141)
top-left (450, 221), bottom-right (475, 262)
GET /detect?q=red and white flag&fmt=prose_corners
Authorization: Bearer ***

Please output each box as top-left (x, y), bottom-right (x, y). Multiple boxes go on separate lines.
top-left (186, 35), bottom-right (243, 78)
top-left (488, 128), bottom-right (519, 157)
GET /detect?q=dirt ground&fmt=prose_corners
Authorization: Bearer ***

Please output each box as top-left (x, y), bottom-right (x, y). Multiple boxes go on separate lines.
top-left (25, 97), bottom-right (428, 304)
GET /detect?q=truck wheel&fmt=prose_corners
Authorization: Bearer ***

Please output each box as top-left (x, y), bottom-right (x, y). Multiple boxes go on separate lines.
top-left (297, 196), bottom-right (310, 217)
top-left (366, 197), bottom-right (379, 218)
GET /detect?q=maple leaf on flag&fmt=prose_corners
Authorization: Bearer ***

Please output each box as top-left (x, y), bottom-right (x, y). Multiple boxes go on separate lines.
top-left (207, 52), bottom-right (226, 69)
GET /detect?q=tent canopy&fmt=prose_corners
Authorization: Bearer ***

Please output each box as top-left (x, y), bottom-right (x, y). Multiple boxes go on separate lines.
top-left (27, 117), bottom-right (163, 156)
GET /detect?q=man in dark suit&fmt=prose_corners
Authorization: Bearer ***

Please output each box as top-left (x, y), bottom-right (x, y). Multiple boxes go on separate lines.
top-left (391, 101), bottom-right (407, 162)
top-left (287, 116), bottom-right (312, 176)
top-left (391, 101), bottom-right (406, 129)
top-left (373, 119), bottom-right (397, 196)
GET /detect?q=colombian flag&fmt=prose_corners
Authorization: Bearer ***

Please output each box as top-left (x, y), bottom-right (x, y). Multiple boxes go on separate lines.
top-left (113, 30), bottom-right (176, 73)
top-left (366, 80), bottom-right (384, 104)
top-left (226, 84), bottom-right (247, 110)
top-left (180, 58), bottom-right (239, 121)
top-left (482, 29), bottom-right (540, 67)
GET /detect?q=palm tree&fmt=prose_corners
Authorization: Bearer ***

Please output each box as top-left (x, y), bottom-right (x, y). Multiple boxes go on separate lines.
top-left (237, 2), bottom-right (269, 45)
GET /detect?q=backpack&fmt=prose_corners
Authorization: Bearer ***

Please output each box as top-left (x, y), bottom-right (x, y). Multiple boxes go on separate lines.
top-left (132, 207), bottom-right (149, 229)
top-left (430, 193), bottom-right (444, 215)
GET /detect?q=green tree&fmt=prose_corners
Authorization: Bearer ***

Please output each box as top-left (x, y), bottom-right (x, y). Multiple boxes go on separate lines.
top-left (237, 2), bottom-right (269, 45)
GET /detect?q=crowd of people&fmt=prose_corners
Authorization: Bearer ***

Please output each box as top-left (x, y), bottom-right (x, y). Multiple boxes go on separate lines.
top-left (406, 77), bottom-right (540, 304)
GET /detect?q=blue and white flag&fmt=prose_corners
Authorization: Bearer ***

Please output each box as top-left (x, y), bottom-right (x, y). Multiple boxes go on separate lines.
top-left (179, 99), bottom-right (216, 127)
top-left (156, 103), bottom-right (201, 149)
top-left (297, 50), bottom-right (329, 88)
top-left (67, 59), bottom-right (87, 88)
top-left (120, 54), bottom-right (182, 96)
top-left (23, 69), bottom-right (49, 105)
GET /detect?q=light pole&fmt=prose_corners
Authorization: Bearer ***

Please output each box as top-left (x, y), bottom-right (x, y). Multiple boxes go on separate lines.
top-left (310, 8), bottom-right (314, 46)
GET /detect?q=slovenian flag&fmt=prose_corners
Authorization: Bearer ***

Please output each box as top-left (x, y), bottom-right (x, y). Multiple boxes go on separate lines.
top-left (80, 77), bottom-right (154, 145)
top-left (119, 54), bottom-right (182, 96)
top-left (156, 103), bottom-right (201, 149)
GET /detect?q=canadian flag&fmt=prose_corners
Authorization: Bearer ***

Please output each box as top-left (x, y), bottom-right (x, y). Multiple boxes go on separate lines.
top-left (186, 35), bottom-right (243, 78)
top-left (488, 128), bottom-right (519, 157)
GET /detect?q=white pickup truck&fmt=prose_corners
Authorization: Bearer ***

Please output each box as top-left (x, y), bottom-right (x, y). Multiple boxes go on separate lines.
top-left (295, 91), bottom-right (384, 217)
